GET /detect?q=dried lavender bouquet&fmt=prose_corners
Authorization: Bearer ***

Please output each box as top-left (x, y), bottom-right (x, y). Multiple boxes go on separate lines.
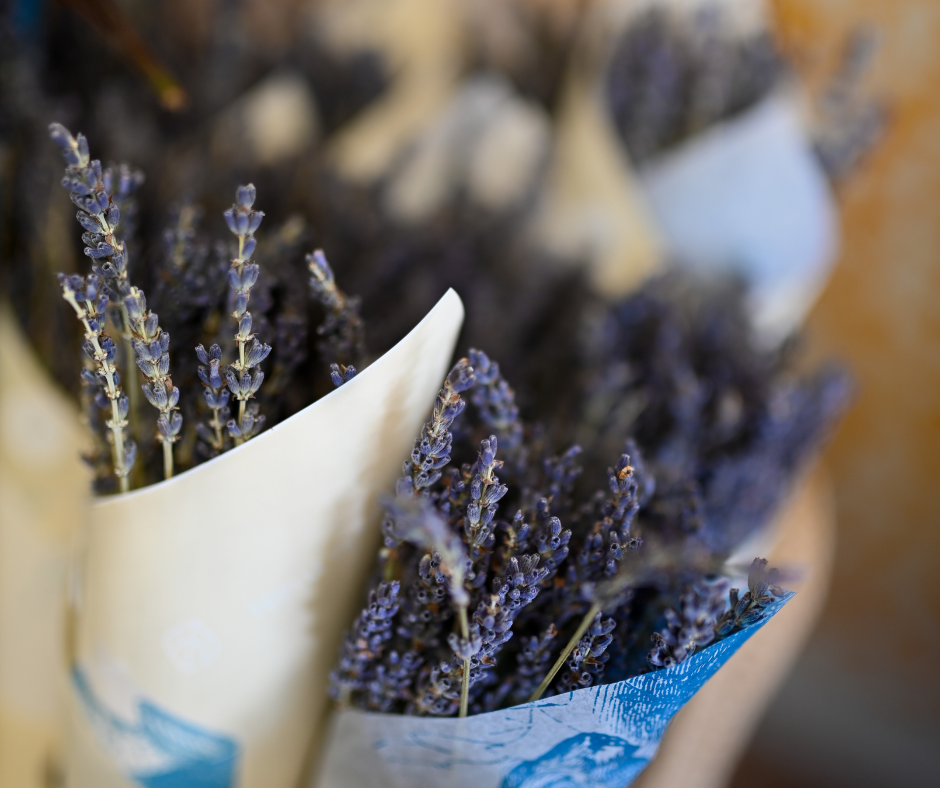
top-left (330, 351), bottom-right (798, 720)
top-left (47, 123), bottom-right (367, 494)
top-left (317, 339), bottom-right (824, 787)
top-left (47, 123), bottom-right (451, 788)
top-left (320, 251), bottom-right (848, 785)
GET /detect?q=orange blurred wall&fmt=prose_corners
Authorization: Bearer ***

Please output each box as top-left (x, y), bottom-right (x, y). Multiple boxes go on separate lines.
top-left (730, 2), bottom-right (940, 786)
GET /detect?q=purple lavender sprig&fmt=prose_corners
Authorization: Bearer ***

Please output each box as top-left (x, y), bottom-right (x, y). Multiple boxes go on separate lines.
top-left (308, 249), bottom-right (366, 371)
top-left (467, 349), bottom-right (524, 468)
top-left (57, 274), bottom-right (135, 492)
top-left (648, 577), bottom-right (730, 669)
top-left (195, 344), bottom-right (231, 456)
top-left (461, 436), bottom-right (509, 593)
top-left (509, 624), bottom-right (559, 705)
top-left (394, 358), bottom-right (476, 501)
top-left (552, 612), bottom-right (616, 694)
top-left (329, 581), bottom-right (401, 704)
top-left (467, 554), bottom-right (548, 698)
top-left (49, 123), bottom-right (146, 442)
top-left (223, 184), bottom-right (271, 444)
top-left (330, 363), bottom-right (357, 388)
top-left (714, 558), bottom-right (786, 637)
top-left (381, 494), bottom-right (477, 717)
top-left (125, 287), bottom-right (181, 478)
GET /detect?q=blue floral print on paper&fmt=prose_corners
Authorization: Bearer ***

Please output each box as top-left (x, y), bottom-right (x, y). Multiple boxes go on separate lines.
top-left (318, 593), bottom-right (793, 788)
top-left (72, 666), bottom-right (239, 788)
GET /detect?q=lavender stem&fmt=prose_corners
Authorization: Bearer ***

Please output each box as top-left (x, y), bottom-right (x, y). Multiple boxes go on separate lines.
top-left (528, 602), bottom-right (601, 703)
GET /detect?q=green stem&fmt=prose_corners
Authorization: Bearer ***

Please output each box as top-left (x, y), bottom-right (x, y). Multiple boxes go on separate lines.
top-left (162, 439), bottom-right (173, 480)
top-left (528, 602), bottom-right (601, 703)
top-left (119, 304), bottom-right (140, 441)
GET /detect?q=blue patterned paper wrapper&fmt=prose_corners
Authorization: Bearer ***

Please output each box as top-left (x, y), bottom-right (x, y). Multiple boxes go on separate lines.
top-left (315, 593), bottom-right (792, 788)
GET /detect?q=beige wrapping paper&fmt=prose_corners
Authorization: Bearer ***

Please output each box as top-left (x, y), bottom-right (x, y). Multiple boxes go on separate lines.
top-left (527, 0), bottom-right (662, 297)
top-left (65, 289), bottom-right (465, 788)
top-left (0, 307), bottom-right (88, 787)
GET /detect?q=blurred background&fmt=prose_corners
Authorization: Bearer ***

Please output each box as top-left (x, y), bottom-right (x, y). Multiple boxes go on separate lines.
top-left (1, 0), bottom-right (938, 787)
top-left (731, 2), bottom-right (940, 786)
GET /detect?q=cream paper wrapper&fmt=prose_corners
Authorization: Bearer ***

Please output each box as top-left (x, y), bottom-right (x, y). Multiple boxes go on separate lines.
top-left (528, 0), bottom-right (662, 297)
top-left (65, 289), bottom-right (465, 788)
top-left (0, 308), bottom-right (88, 786)
top-left (637, 92), bottom-right (839, 343)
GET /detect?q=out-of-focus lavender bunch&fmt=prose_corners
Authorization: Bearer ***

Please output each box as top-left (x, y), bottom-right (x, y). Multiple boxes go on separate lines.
top-left (49, 124), bottom-right (362, 490)
top-left (605, 5), bottom-right (785, 163)
top-left (329, 338), bottom-right (805, 718)
top-left (811, 29), bottom-right (887, 181)
top-left (604, 4), bottom-right (884, 176)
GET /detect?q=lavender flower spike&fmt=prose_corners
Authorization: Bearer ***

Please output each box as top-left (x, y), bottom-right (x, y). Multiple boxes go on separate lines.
top-left (195, 344), bottom-right (231, 456)
top-left (552, 612), bottom-right (616, 694)
top-left (308, 249), bottom-right (366, 369)
top-left (50, 123), bottom-right (145, 436)
top-left (330, 363), bottom-right (357, 388)
top-left (397, 358), bottom-right (476, 499)
top-left (223, 184), bottom-right (271, 443)
top-left (384, 494), bottom-right (476, 717)
top-left (329, 581), bottom-right (401, 704)
top-left (58, 273), bottom-right (136, 492)
top-left (125, 287), bottom-right (182, 478)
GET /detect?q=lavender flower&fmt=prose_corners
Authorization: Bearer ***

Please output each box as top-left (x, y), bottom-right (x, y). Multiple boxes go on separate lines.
top-left (384, 495), bottom-right (471, 609)
top-left (330, 363), bottom-right (357, 388)
top-left (509, 624), bottom-right (559, 705)
top-left (648, 578), bottom-right (730, 669)
top-left (410, 660), bottom-right (462, 717)
top-left (308, 249), bottom-right (366, 369)
top-left (552, 613), bottom-right (616, 694)
top-left (50, 123), bottom-right (146, 441)
top-left (395, 358), bottom-right (475, 500)
top-left (469, 555), bottom-right (548, 688)
top-left (223, 184), bottom-right (271, 444)
top-left (195, 344), bottom-right (231, 456)
top-left (397, 552), bottom-right (453, 652)
top-left (467, 349), bottom-right (524, 465)
top-left (714, 558), bottom-right (785, 637)
top-left (461, 436), bottom-right (509, 590)
top-left (125, 288), bottom-right (181, 478)
top-left (365, 649), bottom-right (423, 712)
top-left (57, 274), bottom-right (135, 492)
top-left (48, 125), bottom-right (140, 305)
top-left (330, 581), bottom-right (401, 702)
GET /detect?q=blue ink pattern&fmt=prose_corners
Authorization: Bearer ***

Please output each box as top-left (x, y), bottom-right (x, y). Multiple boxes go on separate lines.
top-left (72, 667), bottom-right (239, 788)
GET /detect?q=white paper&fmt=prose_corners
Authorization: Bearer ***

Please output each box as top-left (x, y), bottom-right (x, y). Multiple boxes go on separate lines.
top-left (65, 290), bottom-right (465, 788)
top-left (638, 93), bottom-right (839, 342)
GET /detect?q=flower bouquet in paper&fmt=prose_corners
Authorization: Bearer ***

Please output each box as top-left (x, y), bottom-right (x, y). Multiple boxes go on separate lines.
top-left (41, 102), bottom-right (849, 788)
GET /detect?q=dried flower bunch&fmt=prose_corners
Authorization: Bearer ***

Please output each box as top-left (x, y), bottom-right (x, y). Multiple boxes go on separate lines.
top-left (605, 4), bottom-right (785, 163)
top-left (604, 4), bottom-right (885, 176)
top-left (49, 124), bottom-right (364, 492)
top-left (329, 342), bottom-right (801, 718)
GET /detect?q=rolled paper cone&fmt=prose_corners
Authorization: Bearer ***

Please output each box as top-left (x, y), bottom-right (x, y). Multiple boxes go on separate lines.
top-left (637, 91), bottom-right (839, 344)
top-left (526, 0), bottom-right (662, 298)
top-left (0, 308), bottom-right (88, 787)
top-left (65, 290), bottom-right (465, 788)
top-left (312, 594), bottom-right (794, 788)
